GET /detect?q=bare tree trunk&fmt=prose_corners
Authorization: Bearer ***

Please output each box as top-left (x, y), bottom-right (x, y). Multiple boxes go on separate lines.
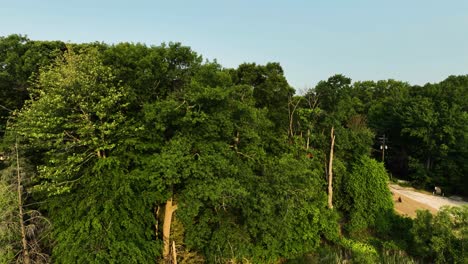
top-left (328, 127), bottom-right (335, 209)
top-left (288, 96), bottom-right (302, 138)
top-left (96, 150), bottom-right (106, 158)
top-left (155, 205), bottom-right (160, 237)
top-left (163, 197), bottom-right (177, 260)
top-left (172, 241), bottom-right (178, 264)
top-left (15, 140), bottom-right (30, 264)
top-left (306, 129), bottom-right (310, 150)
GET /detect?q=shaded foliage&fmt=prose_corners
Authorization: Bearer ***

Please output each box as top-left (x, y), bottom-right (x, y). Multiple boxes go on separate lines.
top-left (411, 206), bottom-right (468, 263)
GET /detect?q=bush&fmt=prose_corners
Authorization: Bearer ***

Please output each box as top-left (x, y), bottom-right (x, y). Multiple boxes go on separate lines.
top-left (345, 156), bottom-right (394, 235)
top-left (376, 213), bottom-right (413, 251)
top-left (411, 206), bottom-right (468, 263)
top-left (340, 238), bottom-right (379, 264)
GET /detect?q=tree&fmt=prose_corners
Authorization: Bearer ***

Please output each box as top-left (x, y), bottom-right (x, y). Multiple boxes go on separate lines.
top-left (367, 80), bottom-right (411, 177)
top-left (307, 75), bottom-right (375, 213)
top-left (14, 47), bottom-right (159, 262)
top-left (102, 41), bottom-right (202, 104)
top-left (314, 74), bottom-right (352, 114)
top-left (169, 83), bottom-right (338, 262)
top-left (233, 62), bottom-right (294, 137)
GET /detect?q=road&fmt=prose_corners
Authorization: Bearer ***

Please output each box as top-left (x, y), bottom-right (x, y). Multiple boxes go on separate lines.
top-left (389, 184), bottom-right (467, 218)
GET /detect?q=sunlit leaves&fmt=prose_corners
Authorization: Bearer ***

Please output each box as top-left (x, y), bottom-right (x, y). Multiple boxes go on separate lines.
top-left (15, 47), bottom-right (128, 193)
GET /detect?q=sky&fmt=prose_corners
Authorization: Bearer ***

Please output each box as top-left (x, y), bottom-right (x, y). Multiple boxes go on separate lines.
top-left (1, 0), bottom-right (468, 90)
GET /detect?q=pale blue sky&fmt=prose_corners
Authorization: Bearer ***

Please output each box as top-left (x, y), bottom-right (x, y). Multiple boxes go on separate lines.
top-left (1, 0), bottom-right (467, 89)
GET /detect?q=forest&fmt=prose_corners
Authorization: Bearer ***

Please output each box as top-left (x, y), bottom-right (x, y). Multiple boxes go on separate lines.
top-left (0, 34), bottom-right (467, 263)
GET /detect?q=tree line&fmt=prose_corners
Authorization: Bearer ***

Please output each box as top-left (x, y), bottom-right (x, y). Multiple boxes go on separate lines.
top-left (0, 34), bottom-right (467, 263)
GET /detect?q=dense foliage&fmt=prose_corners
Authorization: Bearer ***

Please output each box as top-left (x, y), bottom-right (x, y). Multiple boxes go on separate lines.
top-left (411, 206), bottom-right (468, 263)
top-left (0, 34), bottom-right (467, 263)
top-left (345, 156), bottom-right (393, 235)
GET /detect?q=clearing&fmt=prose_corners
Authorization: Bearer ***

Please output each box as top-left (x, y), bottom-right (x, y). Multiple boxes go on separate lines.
top-left (389, 184), bottom-right (467, 218)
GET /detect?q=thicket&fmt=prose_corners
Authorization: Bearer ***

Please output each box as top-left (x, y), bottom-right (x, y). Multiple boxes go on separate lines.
top-left (0, 34), bottom-right (467, 263)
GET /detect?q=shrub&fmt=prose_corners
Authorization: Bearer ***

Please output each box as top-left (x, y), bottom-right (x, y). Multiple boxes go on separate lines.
top-left (345, 156), bottom-right (394, 235)
top-left (411, 206), bottom-right (468, 263)
top-left (340, 238), bottom-right (379, 264)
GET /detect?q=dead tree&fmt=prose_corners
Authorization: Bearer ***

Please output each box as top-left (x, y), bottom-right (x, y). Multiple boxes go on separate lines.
top-left (163, 197), bottom-right (178, 260)
top-left (172, 241), bottom-right (178, 264)
top-left (15, 140), bottom-right (31, 264)
top-left (328, 127), bottom-right (335, 209)
top-left (288, 96), bottom-right (302, 138)
top-left (0, 139), bottom-right (51, 263)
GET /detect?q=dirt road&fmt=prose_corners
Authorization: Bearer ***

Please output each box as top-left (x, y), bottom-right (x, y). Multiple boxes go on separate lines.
top-left (389, 184), bottom-right (467, 218)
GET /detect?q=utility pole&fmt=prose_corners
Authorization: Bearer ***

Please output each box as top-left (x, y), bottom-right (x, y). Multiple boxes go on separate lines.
top-left (379, 134), bottom-right (388, 162)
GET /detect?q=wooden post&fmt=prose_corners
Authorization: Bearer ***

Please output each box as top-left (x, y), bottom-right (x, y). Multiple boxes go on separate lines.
top-left (328, 127), bottom-right (335, 209)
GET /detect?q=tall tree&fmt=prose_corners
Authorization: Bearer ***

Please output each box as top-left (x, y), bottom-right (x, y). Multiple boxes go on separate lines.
top-left (14, 47), bottom-right (159, 262)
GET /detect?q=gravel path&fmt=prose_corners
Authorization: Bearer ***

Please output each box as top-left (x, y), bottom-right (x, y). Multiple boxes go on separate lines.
top-left (390, 184), bottom-right (467, 212)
